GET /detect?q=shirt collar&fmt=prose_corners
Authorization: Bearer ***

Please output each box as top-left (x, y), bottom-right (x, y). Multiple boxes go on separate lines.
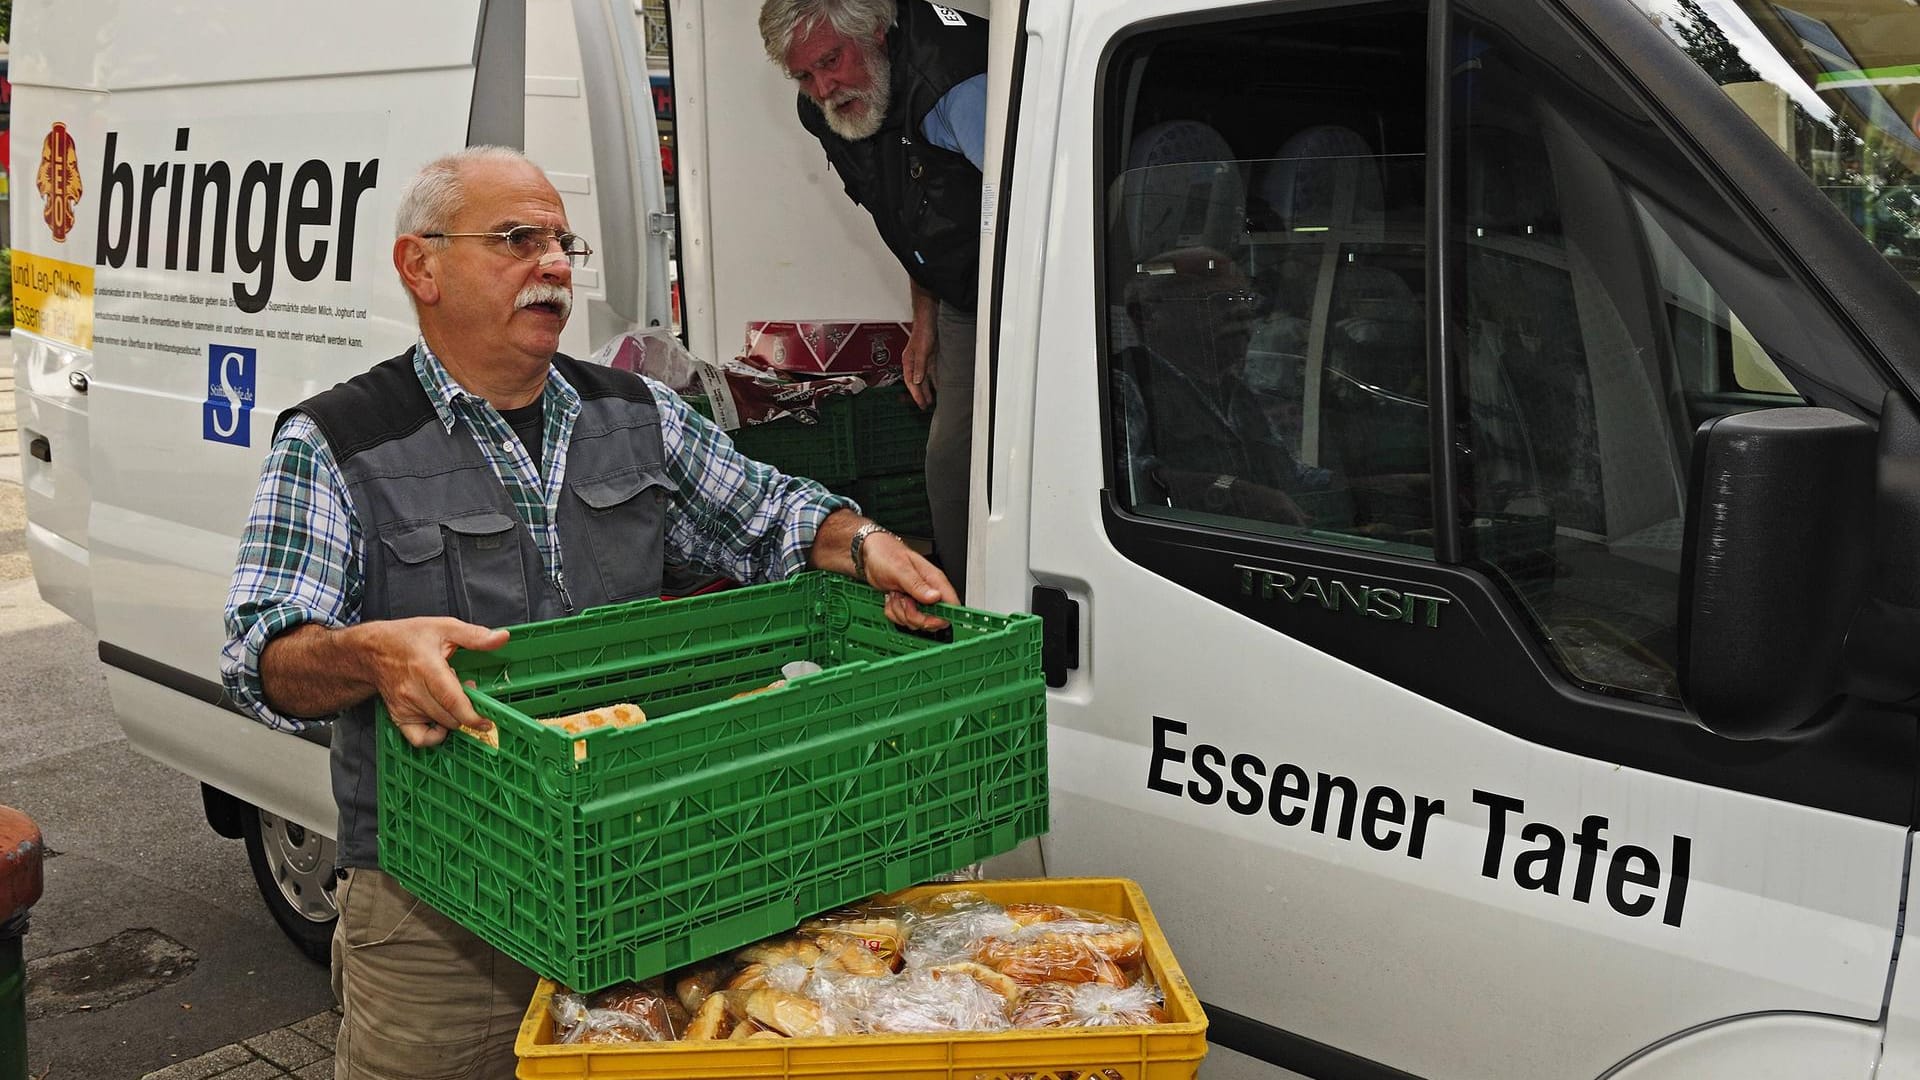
top-left (411, 338), bottom-right (581, 433)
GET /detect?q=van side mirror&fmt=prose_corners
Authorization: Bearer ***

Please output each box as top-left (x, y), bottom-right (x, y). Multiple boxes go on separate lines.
top-left (1679, 407), bottom-right (1876, 739)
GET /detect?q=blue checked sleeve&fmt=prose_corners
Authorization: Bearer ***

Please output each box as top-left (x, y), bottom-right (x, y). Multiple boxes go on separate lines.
top-left (649, 381), bottom-right (858, 584)
top-left (220, 413), bottom-right (363, 732)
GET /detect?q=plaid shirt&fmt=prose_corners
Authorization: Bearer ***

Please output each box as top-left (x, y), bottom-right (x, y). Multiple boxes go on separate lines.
top-left (222, 341), bottom-right (853, 731)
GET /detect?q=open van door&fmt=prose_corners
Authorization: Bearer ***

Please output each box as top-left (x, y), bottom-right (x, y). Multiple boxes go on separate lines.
top-left (981, 0), bottom-right (1917, 1075)
top-left (531, 0), bottom-right (673, 354)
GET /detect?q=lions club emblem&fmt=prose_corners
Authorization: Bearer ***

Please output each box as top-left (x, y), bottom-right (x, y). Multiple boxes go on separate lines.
top-left (37, 123), bottom-right (84, 243)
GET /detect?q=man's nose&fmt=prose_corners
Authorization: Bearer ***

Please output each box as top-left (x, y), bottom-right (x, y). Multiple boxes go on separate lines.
top-left (535, 248), bottom-right (573, 286)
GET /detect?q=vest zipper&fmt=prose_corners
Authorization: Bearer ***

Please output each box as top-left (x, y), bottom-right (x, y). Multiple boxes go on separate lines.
top-left (555, 574), bottom-right (575, 614)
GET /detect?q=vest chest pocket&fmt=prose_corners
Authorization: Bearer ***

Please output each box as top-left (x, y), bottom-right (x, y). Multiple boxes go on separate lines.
top-left (375, 513), bottom-right (530, 625)
top-left (376, 525), bottom-right (450, 620)
top-left (571, 464), bottom-right (671, 602)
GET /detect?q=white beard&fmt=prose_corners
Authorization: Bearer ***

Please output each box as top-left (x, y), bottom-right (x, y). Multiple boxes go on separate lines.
top-left (821, 48), bottom-right (892, 141)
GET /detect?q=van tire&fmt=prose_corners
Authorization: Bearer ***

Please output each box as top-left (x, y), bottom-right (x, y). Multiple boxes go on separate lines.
top-left (241, 805), bottom-right (339, 965)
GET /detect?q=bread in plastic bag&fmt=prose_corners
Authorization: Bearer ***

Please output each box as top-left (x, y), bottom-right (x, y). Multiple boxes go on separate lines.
top-left (899, 891), bottom-right (1021, 969)
top-left (859, 969), bottom-right (1013, 1033)
top-left (1011, 980), bottom-right (1168, 1028)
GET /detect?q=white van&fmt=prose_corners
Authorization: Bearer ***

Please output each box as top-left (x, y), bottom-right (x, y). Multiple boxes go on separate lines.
top-left (14, 0), bottom-right (1920, 1076)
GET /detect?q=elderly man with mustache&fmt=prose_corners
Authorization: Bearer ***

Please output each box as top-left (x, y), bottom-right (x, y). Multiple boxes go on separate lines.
top-left (759, 0), bottom-right (988, 599)
top-left (220, 146), bottom-right (955, 1080)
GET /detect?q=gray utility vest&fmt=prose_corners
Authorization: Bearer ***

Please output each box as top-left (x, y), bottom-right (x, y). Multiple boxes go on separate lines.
top-left (284, 350), bottom-right (670, 869)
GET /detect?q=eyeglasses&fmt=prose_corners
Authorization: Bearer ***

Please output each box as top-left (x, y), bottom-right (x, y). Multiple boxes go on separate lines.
top-left (421, 225), bottom-right (594, 267)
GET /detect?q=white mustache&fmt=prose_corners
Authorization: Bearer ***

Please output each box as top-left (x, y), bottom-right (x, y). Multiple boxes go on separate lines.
top-left (516, 282), bottom-right (572, 321)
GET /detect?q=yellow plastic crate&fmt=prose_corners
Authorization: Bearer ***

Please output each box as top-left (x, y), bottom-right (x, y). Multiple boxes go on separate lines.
top-left (515, 877), bottom-right (1209, 1080)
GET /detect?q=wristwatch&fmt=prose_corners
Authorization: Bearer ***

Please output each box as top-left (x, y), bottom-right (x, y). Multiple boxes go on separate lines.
top-left (849, 521), bottom-right (893, 584)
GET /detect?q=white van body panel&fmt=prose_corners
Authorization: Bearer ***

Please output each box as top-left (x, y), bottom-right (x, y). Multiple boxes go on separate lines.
top-left (1601, 1014), bottom-right (1880, 1080)
top-left (9, 2), bottom-right (488, 91)
top-left (990, 0), bottom-right (1911, 1075)
top-left (9, 0), bottom-right (663, 845)
top-left (15, 327), bottom-right (95, 627)
top-left (78, 56), bottom-right (469, 699)
top-left (107, 670), bottom-right (335, 836)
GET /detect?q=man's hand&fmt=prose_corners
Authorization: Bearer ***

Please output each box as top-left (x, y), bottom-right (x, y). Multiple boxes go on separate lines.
top-left (259, 617), bottom-right (510, 748)
top-left (810, 509), bottom-right (958, 630)
top-left (904, 280), bottom-right (940, 410)
top-left (864, 532), bottom-right (958, 631)
top-left (359, 618), bottom-right (512, 747)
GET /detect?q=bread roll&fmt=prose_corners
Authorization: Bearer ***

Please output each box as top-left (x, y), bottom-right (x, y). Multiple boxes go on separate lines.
top-left (683, 993), bottom-right (733, 1040)
top-left (541, 702), bottom-right (646, 734)
top-left (928, 961), bottom-right (1024, 1003)
top-left (745, 988), bottom-right (833, 1038)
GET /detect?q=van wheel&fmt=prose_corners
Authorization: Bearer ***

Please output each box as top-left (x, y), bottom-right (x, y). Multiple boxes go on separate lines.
top-left (242, 806), bottom-right (339, 965)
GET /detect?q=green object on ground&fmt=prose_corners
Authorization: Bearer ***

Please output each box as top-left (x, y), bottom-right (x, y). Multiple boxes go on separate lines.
top-left (0, 928), bottom-right (23, 1080)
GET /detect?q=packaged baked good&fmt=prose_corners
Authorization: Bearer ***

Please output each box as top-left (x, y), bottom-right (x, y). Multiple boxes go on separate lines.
top-left (592, 981), bottom-right (680, 1040)
top-left (745, 987), bottom-right (837, 1037)
top-left (858, 969), bottom-right (1012, 1033)
top-left (973, 932), bottom-right (1134, 986)
top-left (670, 958), bottom-right (733, 1012)
top-left (1066, 981), bottom-right (1167, 1026)
top-left (899, 892), bottom-right (1020, 969)
top-left (801, 906), bottom-right (906, 971)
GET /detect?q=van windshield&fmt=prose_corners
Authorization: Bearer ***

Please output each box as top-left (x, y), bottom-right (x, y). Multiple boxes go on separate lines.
top-left (1638, 0), bottom-right (1920, 288)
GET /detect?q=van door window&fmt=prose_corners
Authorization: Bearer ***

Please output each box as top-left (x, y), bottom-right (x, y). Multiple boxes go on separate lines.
top-left (1102, 6), bottom-right (1432, 556)
top-left (1452, 12), bottom-right (1851, 702)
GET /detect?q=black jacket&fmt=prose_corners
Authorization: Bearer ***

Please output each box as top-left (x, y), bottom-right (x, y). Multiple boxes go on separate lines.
top-left (797, 0), bottom-right (988, 311)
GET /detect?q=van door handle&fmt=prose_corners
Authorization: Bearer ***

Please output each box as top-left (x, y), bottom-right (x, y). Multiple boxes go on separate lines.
top-left (1031, 586), bottom-right (1081, 689)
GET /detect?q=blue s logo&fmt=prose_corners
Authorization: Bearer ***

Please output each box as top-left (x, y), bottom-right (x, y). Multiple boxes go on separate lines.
top-left (203, 344), bottom-right (257, 446)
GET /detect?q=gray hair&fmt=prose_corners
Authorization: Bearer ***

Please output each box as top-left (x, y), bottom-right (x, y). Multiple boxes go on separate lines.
top-left (394, 145), bottom-right (536, 241)
top-left (758, 0), bottom-right (896, 68)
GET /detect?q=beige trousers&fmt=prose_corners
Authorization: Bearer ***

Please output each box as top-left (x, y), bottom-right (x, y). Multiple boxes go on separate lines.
top-left (331, 868), bottom-right (538, 1080)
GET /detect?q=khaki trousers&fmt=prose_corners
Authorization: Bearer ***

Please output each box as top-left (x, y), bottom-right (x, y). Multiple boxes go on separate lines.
top-left (331, 868), bottom-right (538, 1080)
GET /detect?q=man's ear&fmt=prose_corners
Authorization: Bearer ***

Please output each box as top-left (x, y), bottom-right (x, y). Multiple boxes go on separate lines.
top-left (393, 235), bottom-right (441, 307)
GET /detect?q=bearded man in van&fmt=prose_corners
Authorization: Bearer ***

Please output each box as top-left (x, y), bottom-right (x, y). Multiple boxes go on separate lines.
top-left (758, 0), bottom-right (988, 599)
top-left (220, 146), bottom-right (954, 1080)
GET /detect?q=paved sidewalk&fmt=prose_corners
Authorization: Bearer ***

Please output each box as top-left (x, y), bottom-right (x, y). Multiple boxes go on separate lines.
top-left (6, 353), bottom-right (349, 1079)
top-left (137, 1009), bottom-right (341, 1080)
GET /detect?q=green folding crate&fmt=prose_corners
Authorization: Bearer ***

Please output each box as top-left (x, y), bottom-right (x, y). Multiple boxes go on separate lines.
top-left (686, 394), bottom-right (860, 487)
top-left (849, 473), bottom-right (935, 538)
top-left (852, 384), bottom-right (933, 476)
top-left (375, 572), bottom-right (1048, 993)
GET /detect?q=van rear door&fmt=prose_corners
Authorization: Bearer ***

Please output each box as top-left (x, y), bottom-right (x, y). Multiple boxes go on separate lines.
top-left (984, 0), bottom-right (1916, 1075)
top-left (10, 0), bottom-right (511, 830)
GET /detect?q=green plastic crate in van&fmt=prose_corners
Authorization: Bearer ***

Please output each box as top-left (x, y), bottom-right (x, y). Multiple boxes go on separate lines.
top-left (852, 384), bottom-right (933, 476)
top-left (375, 572), bottom-right (1048, 993)
top-left (843, 473), bottom-right (935, 538)
top-left (686, 394), bottom-right (860, 487)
